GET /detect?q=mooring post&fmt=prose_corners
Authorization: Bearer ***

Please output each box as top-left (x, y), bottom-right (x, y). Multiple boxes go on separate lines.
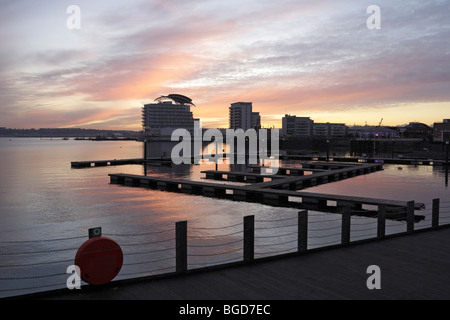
top-left (341, 209), bottom-right (351, 245)
top-left (432, 198), bottom-right (440, 229)
top-left (377, 205), bottom-right (386, 238)
top-left (243, 215), bottom-right (255, 263)
top-left (406, 201), bottom-right (415, 233)
top-left (446, 141), bottom-right (449, 165)
top-left (298, 210), bottom-right (308, 252)
top-left (143, 139), bottom-right (147, 160)
top-left (326, 140), bottom-right (330, 162)
top-left (176, 221), bottom-right (187, 273)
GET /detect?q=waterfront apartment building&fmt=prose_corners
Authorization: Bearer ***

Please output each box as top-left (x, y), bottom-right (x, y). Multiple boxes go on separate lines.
top-left (327, 123), bottom-right (347, 137)
top-left (312, 123), bottom-right (329, 137)
top-left (433, 119), bottom-right (450, 143)
top-left (252, 112), bottom-right (261, 130)
top-left (311, 122), bottom-right (347, 138)
top-left (229, 102), bottom-right (261, 130)
top-left (281, 115), bottom-right (313, 136)
top-left (142, 95), bottom-right (195, 135)
top-left (281, 114), bottom-right (347, 138)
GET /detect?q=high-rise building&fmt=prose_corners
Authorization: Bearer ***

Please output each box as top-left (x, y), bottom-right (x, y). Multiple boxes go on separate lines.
top-left (229, 102), bottom-right (252, 130)
top-left (142, 94), bottom-right (195, 135)
top-left (229, 102), bottom-right (260, 130)
top-left (251, 112), bottom-right (261, 130)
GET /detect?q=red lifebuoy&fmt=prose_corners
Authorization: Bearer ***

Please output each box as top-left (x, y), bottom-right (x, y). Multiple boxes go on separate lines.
top-left (74, 236), bottom-right (123, 285)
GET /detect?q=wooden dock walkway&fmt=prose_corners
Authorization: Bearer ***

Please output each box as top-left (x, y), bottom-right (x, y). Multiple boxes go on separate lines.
top-left (108, 173), bottom-right (425, 219)
top-left (280, 155), bottom-right (446, 166)
top-left (107, 160), bottom-right (425, 219)
top-left (29, 225), bottom-right (450, 300)
top-left (201, 170), bottom-right (287, 183)
top-left (248, 165), bottom-right (328, 175)
top-left (249, 163), bottom-right (382, 189)
top-left (71, 158), bottom-right (172, 168)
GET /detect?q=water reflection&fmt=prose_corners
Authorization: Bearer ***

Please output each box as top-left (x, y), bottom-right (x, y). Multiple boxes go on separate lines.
top-left (445, 167), bottom-right (449, 187)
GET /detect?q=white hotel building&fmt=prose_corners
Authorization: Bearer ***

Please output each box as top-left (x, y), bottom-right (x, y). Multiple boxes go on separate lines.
top-left (142, 94), bottom-right (196, 136)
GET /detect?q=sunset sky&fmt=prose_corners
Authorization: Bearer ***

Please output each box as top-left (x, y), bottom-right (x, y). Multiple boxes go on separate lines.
top-left (1, 0), bottom-right (449, 130)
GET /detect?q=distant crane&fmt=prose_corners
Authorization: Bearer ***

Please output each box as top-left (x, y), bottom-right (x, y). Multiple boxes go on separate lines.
top-left (373, 118), bottom-right (384, 158)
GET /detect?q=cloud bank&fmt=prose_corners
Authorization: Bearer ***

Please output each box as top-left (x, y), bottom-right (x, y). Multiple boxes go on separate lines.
top-left (1, 0), bottom-right (449, 129)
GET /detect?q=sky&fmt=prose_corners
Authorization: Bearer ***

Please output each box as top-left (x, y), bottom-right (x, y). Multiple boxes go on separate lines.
top-left (1, 0), bottom-right (449, 130)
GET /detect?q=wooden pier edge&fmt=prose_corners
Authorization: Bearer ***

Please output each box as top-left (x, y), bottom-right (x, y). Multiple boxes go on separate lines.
top-left (108, 173), bottom-right (425, 220)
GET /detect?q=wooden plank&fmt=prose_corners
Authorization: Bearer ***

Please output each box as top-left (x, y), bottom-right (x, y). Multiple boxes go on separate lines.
top-left (108, 173), bottom-right (425, 210)
top-left (250, 163), bottom-right (382, 189)
top-left (201, 170), bottom-right (287, 180)
top-left (71, 158), bottom-right (172, 168)
top-left (247, 165), bottom-right (328, 173)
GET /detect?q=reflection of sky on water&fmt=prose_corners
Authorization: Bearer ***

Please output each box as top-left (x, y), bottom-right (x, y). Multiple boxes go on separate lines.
top-left (309, 164), bottom-right (449, 204)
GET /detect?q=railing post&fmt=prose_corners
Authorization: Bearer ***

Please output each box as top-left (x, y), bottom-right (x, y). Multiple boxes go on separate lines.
top-left (377, 205), bottom-right (386, 238)
top-left (298, 210), bottom-right (308, 252)
top-left (176, 221), bottom-right (187, 273)
top-left (341, 209), bottom-right (351, 245)
top-left (406, 201), bottom-right (415, 233)
top-left (243, 215), bottom-right (255, 263)
top-left (432, 198), bottom-right (440, 229)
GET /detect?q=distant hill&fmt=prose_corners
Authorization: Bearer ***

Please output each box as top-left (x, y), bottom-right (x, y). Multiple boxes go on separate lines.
top-left (0, 127), bottom-right (142, 139)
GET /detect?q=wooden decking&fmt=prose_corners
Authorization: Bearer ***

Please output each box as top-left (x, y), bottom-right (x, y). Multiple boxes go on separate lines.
top-left (280, 155), bottom-right (446, 166)
top-left (250, 163), bottom-right (382, 189)
top-left (71, 158), bottom-right (172, 168)
top-left (110, 172), bottom-right (424, 209)
top-left (30, 226), bottom-right (450, 300)
top-left (108, 165), bottom-right (425, 219)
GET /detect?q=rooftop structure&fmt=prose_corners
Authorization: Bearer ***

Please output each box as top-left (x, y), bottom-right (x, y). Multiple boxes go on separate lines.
top-left (154, 94), bottom-right (196, 107)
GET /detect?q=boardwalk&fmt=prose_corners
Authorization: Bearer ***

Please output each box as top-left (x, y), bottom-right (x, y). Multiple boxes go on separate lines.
top-left (108, 172), bottom-right (425, 219)
top-left (71, 158), bottom-right (172, 168)
top-left (29, 226), bottom-right (450, 300)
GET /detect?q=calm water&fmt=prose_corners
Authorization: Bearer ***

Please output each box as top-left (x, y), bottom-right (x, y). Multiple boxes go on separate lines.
top-left (0, 138), bottom-right (449, 297)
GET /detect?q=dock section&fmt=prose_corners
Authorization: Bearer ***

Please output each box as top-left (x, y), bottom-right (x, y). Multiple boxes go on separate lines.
top-left (201, 163), bottom-right (383, 190)
top-left (280, 154), bottom-right (445, 166)
top-left (104, 159), bottom-right (425, 220)
top-left (201, 170), bottom-right (287, 183)
top-left (108, 171), bottom-right (425, 220)
top-left (71, 158), bottom-right (172, 168)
